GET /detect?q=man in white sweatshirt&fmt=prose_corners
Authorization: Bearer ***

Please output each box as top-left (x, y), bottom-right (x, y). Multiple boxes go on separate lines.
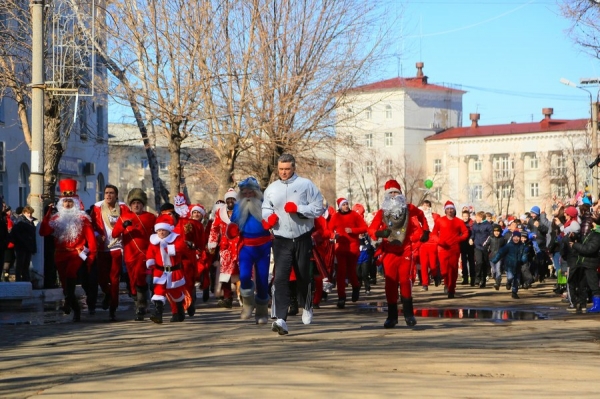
top-left (262, 154), bottom-right (324, 335)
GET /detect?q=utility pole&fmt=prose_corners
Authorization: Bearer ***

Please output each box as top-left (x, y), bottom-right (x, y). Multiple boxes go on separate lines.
top-left (30, 0), bottom-right (45, 288)
top-left (593, 101), bottom-right (599, 200)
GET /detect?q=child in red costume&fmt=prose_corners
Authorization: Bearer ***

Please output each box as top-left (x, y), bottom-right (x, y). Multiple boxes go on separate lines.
top-left (146, 214), bottom-right (188, 324)
top-left (368, 180), bottom-right (429, 328)
top-left (328, 197), bottom-right (368, 308)
top-left (431, 200), bottom-right (469, 298)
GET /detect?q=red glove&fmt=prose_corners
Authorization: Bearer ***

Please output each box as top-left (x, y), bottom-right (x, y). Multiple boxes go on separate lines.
top-left (262, 213), bottom-right (279, 230)
top-left (284, 202), bottom-right (298, 213)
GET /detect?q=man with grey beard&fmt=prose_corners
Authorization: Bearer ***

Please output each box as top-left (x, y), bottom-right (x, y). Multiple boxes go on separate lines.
top-left (40, 179), bottom-right (97, 321)
top-left (228, 177), bottom-right (273, 324)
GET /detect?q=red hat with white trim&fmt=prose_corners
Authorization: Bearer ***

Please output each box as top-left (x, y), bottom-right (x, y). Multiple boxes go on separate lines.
top-left (336, 197), bottom-right (348, 209)
top-left (444, 200), bottom-right (455, 210)
top-left (155, 214), bottom-right (175, 233)
top-left (224, 188), bottom-right (237, 201)
top-left (189, 204), bottom-right (206, 217)
top-left (384, 179), bottom-right (402, 195)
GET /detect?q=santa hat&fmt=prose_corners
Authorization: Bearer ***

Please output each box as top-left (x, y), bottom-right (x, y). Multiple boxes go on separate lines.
top-left (224, 188), bottom-right (237, 201)
top-left (384, 179), bottom-right (402, 195)
top-left (444, 200), bottom-right (455, 210)
top-left (189, 204), bottom-right (206, 217)
top-left (352, 203), bottom-right (365, 217)
top-left (127, 188), bottom-right (147, 206)
top-left (336, 198), bottom-right (348, 209)
top-left (59, 179), bottom-right (79, 198)
top-left (155, 214), bottom-right (175, 233)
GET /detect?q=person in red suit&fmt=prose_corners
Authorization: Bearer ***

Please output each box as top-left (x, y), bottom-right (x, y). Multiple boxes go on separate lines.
top-left (90, 184), bottom-right (129, 321)
top-left (111, 188), bottom-right (156, 321)
top-left (312, 205), bottom-right (334, 308)
top-left (146, 214), bottom-right (188, 324)
top-left (39, 179), bottom-right (97, 321)
top-left (328, 197), bottom-right (368, 308)
top-left (418, 199), bottom-right (441, 291)
top-left (189, 204), bottom-right (211, 302)
top-left (368, 180), bottom-right (429, 328)
top-left (431, 200), bottom-right (469, 298)
top-left (173, 194), bottom-right (205, 317)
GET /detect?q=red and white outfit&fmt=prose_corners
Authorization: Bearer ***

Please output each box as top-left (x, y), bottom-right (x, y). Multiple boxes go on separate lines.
top-left (418, 207), bottom-right (440, 287)
top-left (312, 209), bottom-right (334, 307)
top-left (146, 216), bottom-right (187, 304)
top-left (431, 201), bottom-right (469, 296)
top-left (328, 198), bottom-right (367, 301)
top-left (112, 207), bottom-right (156, 295)
top-left (207, 195), bottom-right (240, 291)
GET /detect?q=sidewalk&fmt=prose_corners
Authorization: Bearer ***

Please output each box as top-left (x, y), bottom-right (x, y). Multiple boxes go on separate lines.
top-left (1, 281), bottom-right (599, 398)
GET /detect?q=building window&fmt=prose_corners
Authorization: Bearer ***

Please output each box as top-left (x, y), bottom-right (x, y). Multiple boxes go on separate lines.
top-left (365, 107), bottom-right (372, 120)
top-left (344, 161), bottom-right (354, 176)
top-left (384, 159), bottom-right (393, 175)
top-left (434, 159), bottom-right (442, 173)
top-left (493, 155), bottom-right (514, 179)
top-left (141, 158), bottom-right (149, 169)
top-left (365, 160), bottom-right (373, 174)
top-left (384, 132), bottom-right (393, 147)
top-left (18, 163), bottom-right (30, 207)
top-left (530, 154), bottom-right (538, 169)
top-left (97, 173), bottom-right (105, 202)
top-left (555, 182), bottom-right (568, 198)
top-left (497, 183), bottom-right (514, 199)
top-left (529, 182), bottom-right (539, 197)
top-left (96, 105), bottom-right (105, 142)
top-left (553, 155), bottom-right (567, 176)
top-left (432, 187), bottom-right (441, 202)
top-left (385, 105), bottom-right (392, 119)
top-left (473, 185), bottom-right (482, 200)
top-left (365, 133), bottom-right (373, 148)
top-left (473, 158), bottom-right (482, 171)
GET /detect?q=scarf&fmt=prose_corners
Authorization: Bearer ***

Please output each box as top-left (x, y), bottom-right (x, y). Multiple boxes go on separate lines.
top-left (150, 232), bottom-right (179, 267)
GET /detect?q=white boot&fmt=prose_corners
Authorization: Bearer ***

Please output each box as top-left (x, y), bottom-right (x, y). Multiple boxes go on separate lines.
top-left (255, 298), bottom-right (269, 325)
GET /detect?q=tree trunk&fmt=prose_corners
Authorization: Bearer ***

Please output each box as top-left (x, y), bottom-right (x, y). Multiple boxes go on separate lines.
top-left (168, 122), bottom-right (183, 198)
top-left (42, 97), bottom-right (63, 203)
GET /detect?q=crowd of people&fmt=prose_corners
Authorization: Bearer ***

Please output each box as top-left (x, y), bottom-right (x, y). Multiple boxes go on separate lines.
top-left (2, 153), bottom-right (600, 333)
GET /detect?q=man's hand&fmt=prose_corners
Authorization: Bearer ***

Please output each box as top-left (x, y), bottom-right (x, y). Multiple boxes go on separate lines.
top-left (375, 229), bottom-right (391, 238)
top-left (420, 230), bottom-right (430, 243)
top-left (122, 220), bottom-right (133, 228)
top-left (284, 202), bottom-right (298, 213)
top-left (344, 227), bottom-right (352, 234)
top-left (261, 213), bottom-right (279, 230)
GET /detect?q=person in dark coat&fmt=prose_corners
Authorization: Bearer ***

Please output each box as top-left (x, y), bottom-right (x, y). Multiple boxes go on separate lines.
top-left (569, 223), bottom-right (600, 313)
top-left (527, 205), bottom-right (552, 282)
top-left (471, 211), bottom-right (494, 288)
top-left (9, 206), bottom-right (37, 282)
top-left (490, 231), bottom-right (529, 299)
top-left (485, 224), bottom-right (508, 290)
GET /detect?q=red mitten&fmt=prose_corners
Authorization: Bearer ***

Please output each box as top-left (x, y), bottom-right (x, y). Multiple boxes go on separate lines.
top-left (262, 213), bottom-right (279, 230)
top-left (284, 202), bottom-right (298, 213)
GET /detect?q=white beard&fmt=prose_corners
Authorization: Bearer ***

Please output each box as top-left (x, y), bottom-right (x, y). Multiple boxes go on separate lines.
top-left (175, 204), bottom-right (189, 218)
top-left (50, 207), bottom-right (89, 244)
top-left (237, 197), bottom-right (263, 229)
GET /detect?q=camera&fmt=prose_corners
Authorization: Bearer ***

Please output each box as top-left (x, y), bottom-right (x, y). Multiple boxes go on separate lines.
top-left (589, 154), bottom-right (600, 169)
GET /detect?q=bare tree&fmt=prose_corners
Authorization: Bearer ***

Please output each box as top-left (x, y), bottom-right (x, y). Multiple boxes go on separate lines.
top-left (560, 1), bottom-right (600, 59)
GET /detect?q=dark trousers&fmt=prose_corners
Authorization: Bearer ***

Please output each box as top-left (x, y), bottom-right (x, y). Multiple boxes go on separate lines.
top-left (568, 266), bottom-right (600, 305)
top-left (79, 260), bottom-right (99, 311)
top-left (460, 244), bottom-right (475, 282)
top-left (272, 231), bottom-right (313, 320)
top-left (474, 248), bottom-right (490, 284)
top-left (357, 260), bottom-right (371, 291)
top-left (15, 250), bottom-right (32, 282)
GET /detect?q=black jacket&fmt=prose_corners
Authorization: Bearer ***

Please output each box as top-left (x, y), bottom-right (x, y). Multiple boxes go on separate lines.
top-left (572, 229), bottom-right (600, 269)
top-left (9, 215), bottom-right (37, 254)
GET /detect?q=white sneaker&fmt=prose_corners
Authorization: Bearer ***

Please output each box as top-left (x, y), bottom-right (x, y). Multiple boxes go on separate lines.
top-left (302, 308), bottom-right (313, 325)
top-left (271, 318), bottom-right (288, 335)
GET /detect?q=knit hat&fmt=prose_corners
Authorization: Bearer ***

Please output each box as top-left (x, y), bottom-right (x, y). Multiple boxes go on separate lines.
top-left (530, 206), bottom-right (541, 215)
top-left (127, 188), bottom-right (147, 206)
top-left (352, 203), bottom-right (365, 217)
top-left (384, 179), bottom-right (402, 195)
top-left (189, 204), bottom-right (206, 217)
top-left (155, 214), bottom-right (175, 233)
top-left (224, 188), bottom-right (237, 201)
top-left (336, 198), bottom-right (349, 209)
top-left (564, 207), bottom-right (578, 219)
top-left (444, 200), bottom-right (455, 210)
top-left (160, 203), bottom-right (175, 213)
top-left (238, 176), bottom-right (260, 191)
top-left (512, 231), bottom-right (521, 238)
top-left (492, 224), bottom-right (502, 232)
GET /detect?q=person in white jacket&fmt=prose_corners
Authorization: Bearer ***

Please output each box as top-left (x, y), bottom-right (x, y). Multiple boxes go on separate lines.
top-left (262, 154), bottom-right (324, 335)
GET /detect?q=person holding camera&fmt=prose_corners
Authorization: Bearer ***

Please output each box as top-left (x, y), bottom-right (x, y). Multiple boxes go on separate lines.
top-left (111, 188), bottom-right (156, 321)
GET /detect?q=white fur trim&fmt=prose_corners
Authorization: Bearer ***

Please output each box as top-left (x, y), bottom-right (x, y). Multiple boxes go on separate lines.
top-left (146, 259), bottom-right (156, 268)
top-left (78, 251), bottom-right (87, 261)
top-left (385, 188), bottom-right (401, 195)
top-left (151, 294), bottom-right (166, 303)
top-left (154, 222), bottom-right (173, 232)
top-left (444, 204), bottom-right (455, 210)
top-left (167, 244), bottom-right (176, 256)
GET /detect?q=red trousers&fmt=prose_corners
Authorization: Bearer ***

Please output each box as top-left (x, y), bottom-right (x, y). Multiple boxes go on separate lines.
top-left (381, 248), bottom-right (413, 305)
top-left (419, 242), bottom-right (438, 287)
top-left (438, 246), bottom-right (460, 294)
top-left (124, 252), bottom-right (147, 295)
top-left (335, 250), bottom-right (360, 299)
top-left (183, 259), bottom-right (197, 299)
top-left (55, 251), bottom-right (84, 292)
top-left (313, 276), bottom-right (323, 305)
top-left (98, 250), bottom-right (123, 308)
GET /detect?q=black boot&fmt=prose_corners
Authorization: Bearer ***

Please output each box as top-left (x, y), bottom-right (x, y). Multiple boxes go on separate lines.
top-left (135, 287), bottom-right (147, 321)
top-left (101, 292), bottom-right (111, 310)
top-left (188, 287), bottom-right (196, 317)
top-left (351, 286), bottom-right (360, 302)
top-left (288, 295), bottom-right (299, 316)
top-left (66, 278), bottom-right (80, 322)
top-left (401, 297), bottom-right (417, 327)
top-left (177, 301), bottom-right (186, 322)
top-left (336, 297), bottom-right (346, 309)
top-left (384, 303), bottom-right (398, 328)
top-left (150, 300), bottom-right (164, 324)
top-left (202, 288), bottom-right (210, 302)
top-left (109, 305), bottom-right (117, 322)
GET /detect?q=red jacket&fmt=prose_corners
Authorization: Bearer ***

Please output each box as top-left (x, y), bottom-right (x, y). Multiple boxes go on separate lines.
top-left (432, 216), bottom-right (469, 249)
top-left (39, 208), bottom-right (97, 261)
top-left (112, 208), bottom-right (156, 262)
top-left (90, 201), bottom-right (129, 252)
top-left (328, 210), bottom-right (368, 253)
top-left (368, 204), bottom-right (429, 254)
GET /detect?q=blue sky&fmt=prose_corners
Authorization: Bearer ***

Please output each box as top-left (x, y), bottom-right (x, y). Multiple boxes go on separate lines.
top-left (377, 0), bottom-right (600, 125)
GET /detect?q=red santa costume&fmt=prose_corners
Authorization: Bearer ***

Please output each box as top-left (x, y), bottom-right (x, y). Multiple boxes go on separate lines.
top-left (418, 203), bottom-right (441, 289)
top-left (173, 194), bottom-right (205, 317)
top-left (328, 197), bottom-right (368, 308)
top-left (90, 186), bottom-right (129, 320)
top-left (207, 189), bottom-right (240, 307)
top-left (312, 207), bottom-right (334, 308)
top-left (431, 200), bottom-right (469, 298)
top-left (368, 180), bottom-right (429, 328)
top-left (39, 179), bottom-right (97, 321)
top-left (111, 188), bottom-right (156, 321)
top-left (146, 214), bottom-right (188, 323)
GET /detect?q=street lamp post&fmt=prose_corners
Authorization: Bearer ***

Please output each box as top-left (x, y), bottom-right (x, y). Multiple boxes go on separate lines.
top-left (560, 77), bottom-right (600, 201)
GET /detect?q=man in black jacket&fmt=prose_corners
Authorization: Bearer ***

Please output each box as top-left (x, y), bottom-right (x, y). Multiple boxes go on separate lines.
top-left (10, 206), bottom-right (37, 282)
top-left (527, 205), bottom-right (551, 282)
top-left (471, 211), bottom-right (494, 288)
top-left (570, 223), bottom-right (600, 313)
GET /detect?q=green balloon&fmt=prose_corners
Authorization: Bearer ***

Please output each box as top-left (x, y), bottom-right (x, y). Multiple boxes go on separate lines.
top-left (424, 179), bottom-right (433, 189)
